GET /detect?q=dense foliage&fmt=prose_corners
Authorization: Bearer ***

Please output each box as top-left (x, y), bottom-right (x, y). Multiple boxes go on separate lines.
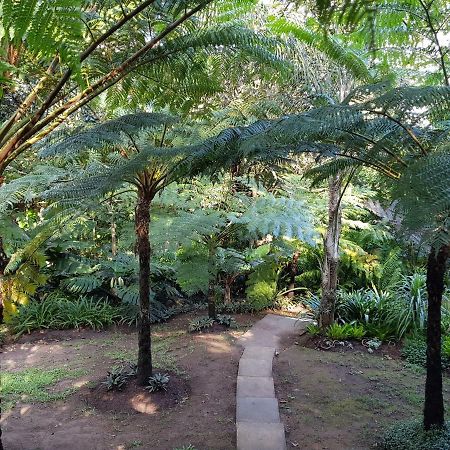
top-left (1, 0), bottom-right (449, 447)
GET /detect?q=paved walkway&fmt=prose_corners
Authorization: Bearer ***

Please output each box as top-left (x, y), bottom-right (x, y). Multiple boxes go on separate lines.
top-left (236, 314), bottom-right (310, 450)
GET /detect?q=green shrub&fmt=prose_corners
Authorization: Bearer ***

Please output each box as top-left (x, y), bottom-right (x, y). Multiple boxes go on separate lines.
top-left (443, 336), bottom-right (450, 359)
top-left (337, 289), bottom-right (381, 324)
top-left (325, 323), bottom-right (366, 340)
top-left (378, 420), bottom-right (450, 450)
top-left (402, 335), bottom-right (427, 367)
top-left (217, 300), bottom-right (262, 314)
top-left (215, 314), bottom-right (237, 328)
top-left (306, 323), bottom-right (321, 336)
top-left (188, 316), bottom-right (215, 332)
top-left (245, 261), bottom-right (279, 309)
top-left (363, 323), bottom-right (398, 342)
top-left (9, 295), bottom-right (119, 335)
top-left (402, 336), bottom-right (450, 368)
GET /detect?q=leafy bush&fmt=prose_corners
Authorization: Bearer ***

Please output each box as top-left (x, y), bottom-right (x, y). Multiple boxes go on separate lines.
top-left (245, 261), bottom-right (279, 309)
top-left (306, 323), bottom-right (321, 336)
top-left (337, 290), bottom-right (396, 326)
top-left (378, 420), bottom-right (450, 450)
top-left (402, 335), bottom-right (427, 367)
top-left (103, 366), bottom-right (129, 391)
top-left (146, 373), bottom-right (170, 392)
top-left (188, 316), bottom-right (215, 332)
top-left (443, 336), bottom-right (450, 359)
top-left (402, 335), bottom-right (450, 368)
top-left (325, 323), bottom-right (366, 340)
top-left (217, 300), bottom-right (262, 314)
top-left (215, 314), bottom-right (237, 328)
top-left (384, 273), bottom-right (427, 338)
top-left (9, 295), bottom-right (119, 335)
top-left (363, 323), bottom-right (398, 342)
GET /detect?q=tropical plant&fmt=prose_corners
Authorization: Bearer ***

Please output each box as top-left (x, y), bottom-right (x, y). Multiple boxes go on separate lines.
top-left (215, 314), bottom-right (237, 328)
top-left (227, 83), bottom-right (450, 430)
top-left (8, 294), bottom-right (119, 335)
top-left (103, 366), bottom-right (129, 391)
top-left (188, 316), bottom-right (215, 333)
top-left (325, 322), bottom-right (366, 340)
top-left (145, 373), bottom-right (170, 392)
top-left (306, 323), bottom-right (322, 336)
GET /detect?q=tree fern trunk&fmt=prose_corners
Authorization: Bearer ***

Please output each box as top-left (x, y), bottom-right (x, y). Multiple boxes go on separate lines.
top-left (207, 244), bottom-right (217, 319)
top-left (287, 251), bottom-right (300, 298)
top-left (135, 188), bottom-right (152, 385)
top-left (424, 244), bottom-right (449, 430)
top-left (224, 276), bottom-right (232, 304)
top-left (319, 175), bottom-right (342, 328)
top-left (0, 236), bottom-right (8, 323)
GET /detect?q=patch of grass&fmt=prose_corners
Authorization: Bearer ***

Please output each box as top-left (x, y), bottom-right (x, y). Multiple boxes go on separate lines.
top-left (104, 348), bottom-right (136, 361)
top-left (105, 336), bottom-right (182, 374)
top-left (1, 367), bottom-right (86, 410)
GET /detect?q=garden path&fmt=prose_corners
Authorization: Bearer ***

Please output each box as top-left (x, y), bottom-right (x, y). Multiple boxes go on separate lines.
top-left (235, 314), bottom-right (310, 450)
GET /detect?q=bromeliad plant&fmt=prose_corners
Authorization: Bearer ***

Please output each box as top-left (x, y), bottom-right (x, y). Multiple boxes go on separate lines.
top-left (145, 373), bottom-right (170, 393)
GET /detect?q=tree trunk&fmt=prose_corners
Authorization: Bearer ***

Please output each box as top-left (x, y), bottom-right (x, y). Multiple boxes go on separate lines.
top-left (319, 175), bottom-right (342, 328)
top-left (424, 244), bottom-right (449, 430)
top-left (135, 188), bottom-right (152, 385)
top-left (224, 277), bottom-right (232, 304)
top-left (287, 251), bottom-right (300, 298)
top-left (207, 244), bottom-right (217, 319)
top-left (111, 219), bottom-right (117, 257)
top-left (0, 236), bottom-right (8, 323)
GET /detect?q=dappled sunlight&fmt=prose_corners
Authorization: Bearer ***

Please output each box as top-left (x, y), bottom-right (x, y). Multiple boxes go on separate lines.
top-left (129, 393), bottom-right (159, 414)
top-left (2, 343), bottom-right (67, 370)
top-left (72, 379), bottom-right (90, 388)
top-left (195, 333), bottom-right (233, 355)
top-left (19, 405), bottom-right (31, 416)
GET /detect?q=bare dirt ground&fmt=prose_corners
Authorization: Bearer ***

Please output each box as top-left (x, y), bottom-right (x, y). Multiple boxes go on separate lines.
top-left (1, 313), bottom-right (260, 450)
top-left (274, 333), bottom-right (450, 450)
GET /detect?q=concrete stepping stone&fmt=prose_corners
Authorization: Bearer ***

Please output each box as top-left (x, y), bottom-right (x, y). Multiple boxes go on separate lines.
top-left (237, 376), bottom-right (275, 398)
top-left (241, 346), bottom-right (275, 360)
top-left (236, 397), bottom-right (281, 423)
top-left (237, 423), bottom-right (287, 450)
top-left (236, 314), bottom-right (311, 450)
top-left (238, 357), bottom-right (272, 377)
top-left (238, 329), bottom-right (280, 348)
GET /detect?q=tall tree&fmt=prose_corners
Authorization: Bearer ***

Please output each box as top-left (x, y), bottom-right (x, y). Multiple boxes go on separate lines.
top-left (234, 84), bottom-right (450, 430)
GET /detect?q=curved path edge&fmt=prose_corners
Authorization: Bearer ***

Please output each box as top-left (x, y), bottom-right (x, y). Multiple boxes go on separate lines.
top-left (235, 314), bottom-right (311, 450)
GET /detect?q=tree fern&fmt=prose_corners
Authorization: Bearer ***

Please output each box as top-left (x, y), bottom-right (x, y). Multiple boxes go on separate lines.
top-left (1, 0), bottom-right (84, 75)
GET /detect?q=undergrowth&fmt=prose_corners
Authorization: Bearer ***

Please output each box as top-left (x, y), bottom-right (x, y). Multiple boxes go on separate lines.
top-left (379, 420), bottom-right (450, 450)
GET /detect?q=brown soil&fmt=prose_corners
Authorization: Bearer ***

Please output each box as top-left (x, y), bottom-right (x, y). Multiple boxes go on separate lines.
top-left (274, 338), bottom-right (450, 450)
top-left (1, 312), bottom-right (260, 450)
top-left (83, 372), bottom-right (190, 415)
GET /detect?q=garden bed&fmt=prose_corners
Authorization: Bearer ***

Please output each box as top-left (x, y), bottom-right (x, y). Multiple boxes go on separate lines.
top-left (1, 312), bottom-right (258, 450)
top-left (274, 337), bottom-right (450, 450)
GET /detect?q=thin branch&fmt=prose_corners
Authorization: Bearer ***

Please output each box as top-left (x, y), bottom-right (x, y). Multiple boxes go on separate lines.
top-left (418, 0), bottom-right (449, 85)
top-left (341, 129), bottom-right (409, 167)
top-left (367, 109), bottom-right (428, 156)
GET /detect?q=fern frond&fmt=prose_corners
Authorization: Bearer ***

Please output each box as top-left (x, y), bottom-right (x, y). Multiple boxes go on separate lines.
top-left (60, 274), bottom-right (102, 294)
top-left (40, 113), bottom-right (177, 157)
